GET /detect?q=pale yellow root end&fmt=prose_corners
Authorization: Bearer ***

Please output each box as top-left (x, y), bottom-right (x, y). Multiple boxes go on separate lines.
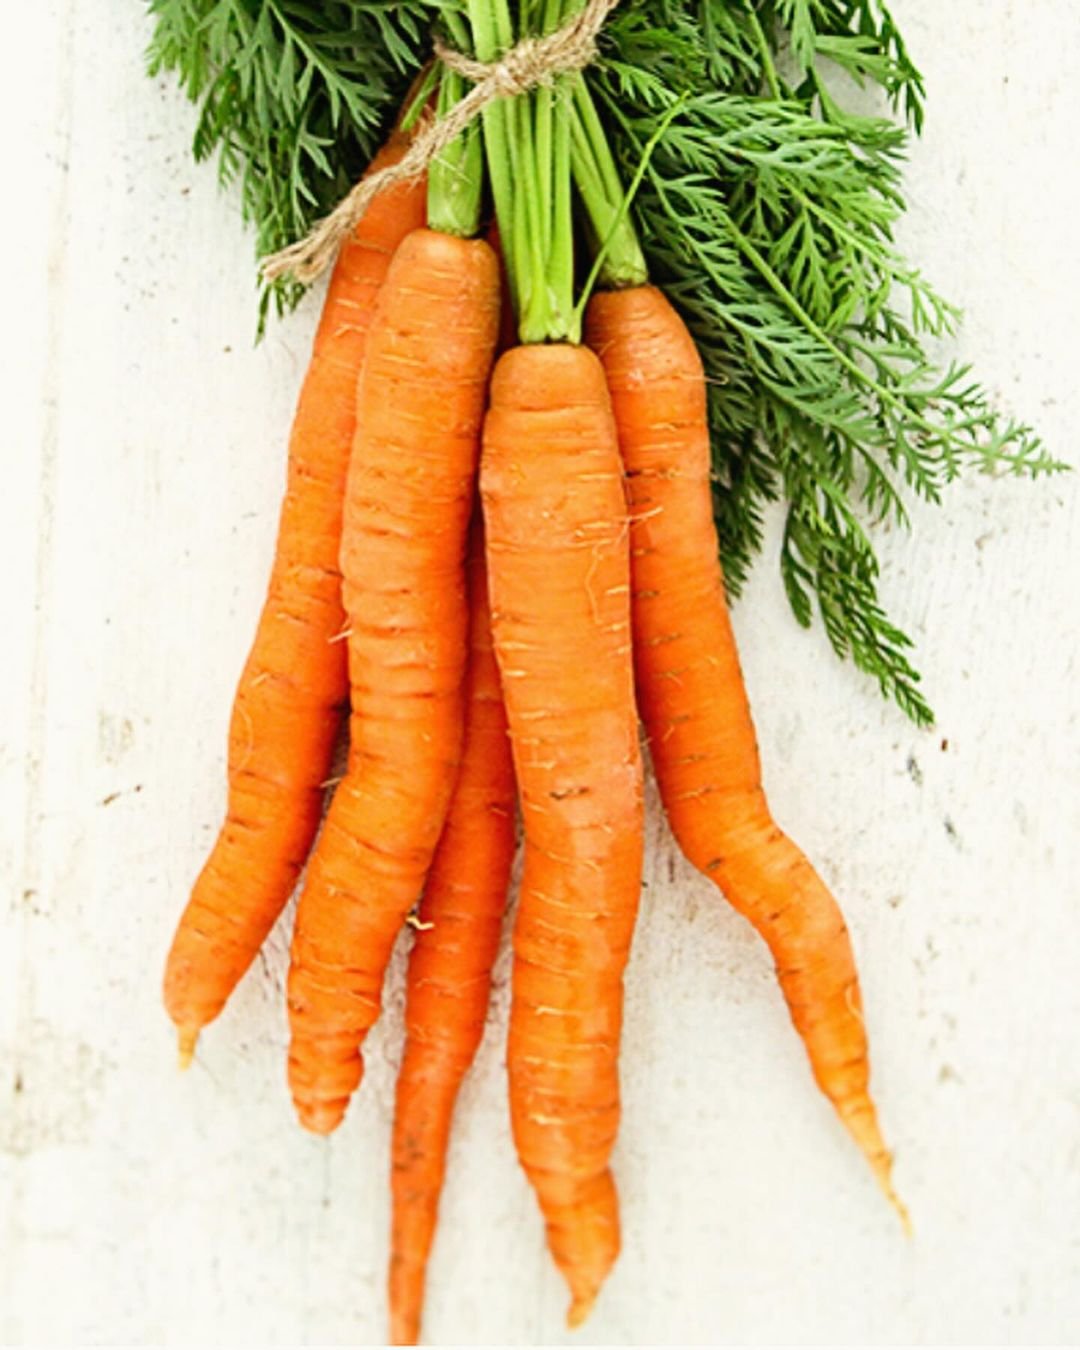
top-left (177, 1027), bottom-right (199, 1071)
top-left (566, 1292), bottom-right (597, 1331)
top-left (877, 1166), bottom-right (913, 1238)
top-left (842, 1103), bottom-right (912, 1235)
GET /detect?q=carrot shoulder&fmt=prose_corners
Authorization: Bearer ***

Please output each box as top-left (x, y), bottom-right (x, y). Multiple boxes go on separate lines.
top-left (163, 136), bottom-right (427, 1065)
top-left (481, 343), bottom-right (645, 1327)
top-left (586, 284), bottom-right (906, 1223)
top-left (388, 524), bottom-right (516, 1347)
top-left (286, 228), bottom-right (501, 1135)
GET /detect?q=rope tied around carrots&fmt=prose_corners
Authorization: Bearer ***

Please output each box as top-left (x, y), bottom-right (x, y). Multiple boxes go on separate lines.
top-left (260, 0), bottom-right (622, 285)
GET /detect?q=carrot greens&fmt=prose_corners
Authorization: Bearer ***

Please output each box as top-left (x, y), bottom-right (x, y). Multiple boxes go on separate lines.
top-left (146, 0), bottom-right (1064, 723)
top-left (146, 0), bottom-right (432, 325)
top-left (593, 6), bottom-right (1062, 724)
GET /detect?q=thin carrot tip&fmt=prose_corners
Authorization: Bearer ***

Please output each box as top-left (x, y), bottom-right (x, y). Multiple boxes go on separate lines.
top-left (296, 1099), bottom-right (347, 1135)
top-left (566, 1293), bottom-right (597, 1330)
top-left (870, 1151), bottom-right (912, 1235)
top-left (888, 1186), bottom-right (913, 1238)
top-left (177, 1027), bottom-right (199, 1071)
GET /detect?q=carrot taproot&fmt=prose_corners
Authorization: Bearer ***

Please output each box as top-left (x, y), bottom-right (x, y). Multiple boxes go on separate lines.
top-left (388, 232), bottom-right (517, 1344)
top-left (286, 227), bottom-right (501, 1134)
top-left (585, 284), bottom-right (906, 1224)
top-left (480, 343), bottom-right (645, 1328)
top-left (163, 134), bottom-right (428, 1067)
top-left (388, 521), bottom-right (516, 1347)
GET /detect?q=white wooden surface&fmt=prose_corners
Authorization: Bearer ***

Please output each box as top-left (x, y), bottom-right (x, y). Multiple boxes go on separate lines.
top-left (3, 3), bottom-right (1079, 1345)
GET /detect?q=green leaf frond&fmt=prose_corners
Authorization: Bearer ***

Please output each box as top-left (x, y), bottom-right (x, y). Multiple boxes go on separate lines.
top-left (762, 0), bottom-right (926, 128)
top-left (147, 0), bottom-right (1061, 722)
top-left (594, 14), bottom-right (1063, 722)
top-left (146, 0), bottom-right (442, 328)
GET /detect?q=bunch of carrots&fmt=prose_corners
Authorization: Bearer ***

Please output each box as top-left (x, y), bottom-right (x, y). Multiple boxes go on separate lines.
top-left (163, 9), bottom-right (907, 1343)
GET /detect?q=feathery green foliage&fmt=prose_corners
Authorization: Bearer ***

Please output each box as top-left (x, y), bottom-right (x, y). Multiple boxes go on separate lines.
top-left (144, 0), bottom-right (1060, 723)
top-left (145, 0), bottom-right (437, 326)
top-left (594, 4), bottom-right (1060, 724)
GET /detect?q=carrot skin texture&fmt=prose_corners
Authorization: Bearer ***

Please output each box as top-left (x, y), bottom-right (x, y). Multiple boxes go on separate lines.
top-left (286, 229), bottom-right (501, 1135)
top-left (388, 527), bottom-right (516, 1347)
top-left (480, 345), bottom-right (645, 1327)
top-left (163, 138), bottom-right (427, 1059)
top-left (585, 286), bottom-right (905, 1220)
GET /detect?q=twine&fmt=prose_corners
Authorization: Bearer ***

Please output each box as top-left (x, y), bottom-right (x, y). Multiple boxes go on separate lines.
top-left (260, 0), bottom-right (622, 285)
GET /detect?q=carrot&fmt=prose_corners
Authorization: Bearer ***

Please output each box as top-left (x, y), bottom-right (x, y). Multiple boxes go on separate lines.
top-left (163, 134), bottom-right (427, 1066)
top-left (388, 521), bottom-right (516, 1347)
top-left (480, 343), bottom-right (645, 1327)
top-left (286, 228), bottom-right (501, 1134)
top-left (585, 284), bottom-right (907, 1224)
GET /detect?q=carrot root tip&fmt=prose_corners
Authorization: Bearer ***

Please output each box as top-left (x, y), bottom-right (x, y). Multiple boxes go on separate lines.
top-left (886, 1182), bottom-right (913, 1237)
top-left (566, 1293), bottom-right (597, 1330)
top-left (295, 1099), bottom-right (347, 1135)
top-left (388, 1318), bottom-right (419, 1347)
top-left (177, 1027), bottom-right (199, 1071)
top-left (867, 1148), bottom-right (911, 1234)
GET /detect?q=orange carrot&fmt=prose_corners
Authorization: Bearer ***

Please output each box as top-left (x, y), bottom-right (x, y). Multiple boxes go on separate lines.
top-left (163, 135), bottom-right (427, 1066)
top-left (286, 228), bottom-right (501, 1134)
top-left (585, 284), bottom-right (906, 1223)
top-left (388, 522), bottom-right (516, 1347)
top-left (480, 343), bottom-right (645, 1327)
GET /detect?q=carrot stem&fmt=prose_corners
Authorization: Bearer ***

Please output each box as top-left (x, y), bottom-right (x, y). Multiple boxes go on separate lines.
top-left (744, 7), bottom-right (783, 99)
top-left (572, 97), bottom-right (681, 322)
top-left (469, 0), bottom-right (518, 314)
top-left (427, 38), bottom-right (483, 239)
top-left (469, 0), bottom-right (576, 343)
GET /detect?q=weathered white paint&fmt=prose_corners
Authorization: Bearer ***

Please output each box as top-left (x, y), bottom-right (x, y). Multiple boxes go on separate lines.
top-left (3, 2), bottom-right (1079, 1344)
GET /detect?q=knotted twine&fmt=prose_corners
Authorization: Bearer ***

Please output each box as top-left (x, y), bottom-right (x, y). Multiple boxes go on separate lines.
top-left (260, 0), bottom-right (622, 285)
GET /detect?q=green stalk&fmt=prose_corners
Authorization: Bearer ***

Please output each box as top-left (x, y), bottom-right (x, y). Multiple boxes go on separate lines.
top-left (745, 7), bottom-right (783, 100)
top-left (545, 0), bottom-right (645, 291)
top-left (572, 73), bottom-right (625, 206)
top-left (572, 98), bottom-right (682, 323)
top-left (468, 0), bottom-right (518, 313)
top-left (468, 0), bottom-right (577, 344)
top-left (545, 0), bottom-right (576, 334)
top-left (551, 78), bottom-right (575, 327)
top-left (426, 63), bottom-right (483, 238)
top-left (568, 80), bottom-right (648, 290)
top-left (535, 88), bottom-right (554, 264)
top-left (517, 95), bottom-right (552, 339)
top-left (398, 62), bottom-right (440, 134)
